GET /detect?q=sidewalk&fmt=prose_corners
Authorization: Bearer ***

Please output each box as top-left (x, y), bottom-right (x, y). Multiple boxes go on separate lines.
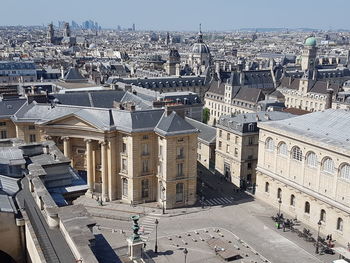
top-left (73, 195), bottom-right (209, 221)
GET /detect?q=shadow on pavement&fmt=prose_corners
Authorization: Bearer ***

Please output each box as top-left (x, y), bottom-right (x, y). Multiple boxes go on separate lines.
top-left (146, 249), bottom-right (174, 258)
top-left (94, 234), bottom-right (122, 263)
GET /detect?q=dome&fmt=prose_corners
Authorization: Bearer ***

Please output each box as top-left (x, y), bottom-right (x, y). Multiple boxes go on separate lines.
top-left (192, 42), bottom-right (210, 54)
top-left (305, 37), bottom-right (316, 46)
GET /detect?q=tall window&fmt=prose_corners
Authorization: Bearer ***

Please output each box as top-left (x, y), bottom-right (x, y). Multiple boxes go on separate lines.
top-left (159, 145), bottom-right (163, 157)
top-left (122, 142), bottom-right (127, 154)
top-left (226, 144), bottom-right (230, 153)
top-left (142, 159), bottom-right (149, 173)
top-left (248, 123), bottom-right (254, 132)
top-left (320, 209), bottom-right (326, 223)
top-left (177, 147), bottom-right (184, 159)
top-left (248, 137), bottom-right (253, 145)
top-left (142, 144), bottom-right (149, 155)
top-left (265, 182), bottom-right (270, 193)
top-left (141, 179), bottom-right (149, 198)
top-left (158, 161), bottom-right (163, 175)
top-left (304, 201), bottom-right (310, 214)
top-left (29, 134), bottom-right (36, 143)
top-left (292, 146), bottom-right (302, 161)
top-left (306, 152), bottom-right (317, 168)
top-left (122, 178), bottom-right (128, 197)
top-left (322, 157), bottom-right (335, 174)
top-left (290, 194), bottom-right (295, 207)
top-left (227, 133), bottom-right (230, 140)
top-left (122, 158), bottom-right (127, 172)
top-left (278, 142), bottom-right (288, 156)
top-left (277, 188), bottom-right (282, 199)
top-left (337, 218), bottom-right (343, 232)
top-left (176, 183), bottom-right (184, 202)
top-left (265, 138), bottom-right (274, 151)
top-left (0, 130), bottom-right (7, 139)
top-left (340, 163), bottom-right (350, 180)
top-left (219, 130), bottom-right (222, 138)
top-left (177, 163), bottom-right (184, 177)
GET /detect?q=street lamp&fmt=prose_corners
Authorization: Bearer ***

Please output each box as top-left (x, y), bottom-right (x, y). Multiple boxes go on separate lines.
top-left (183, 248), bottom-right (188, 263)
top-left (154, 219), bottom-right (159, 253)
top-left (315, 220), bottom-right (322, 254)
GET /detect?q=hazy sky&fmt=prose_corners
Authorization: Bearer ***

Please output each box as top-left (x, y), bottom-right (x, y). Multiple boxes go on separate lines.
top-left (1, 0), bottom-right (349, 31)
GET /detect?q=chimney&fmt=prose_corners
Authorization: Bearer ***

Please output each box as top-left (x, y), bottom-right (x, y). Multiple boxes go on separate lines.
top-left (60, 66), bottom-right (65, 79)
top-left (325, 86), bottom-right (334, 110)
top-left (165, 105), bottom-right (185, 118)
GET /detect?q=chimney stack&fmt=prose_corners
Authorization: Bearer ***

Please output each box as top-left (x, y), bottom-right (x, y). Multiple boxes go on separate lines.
top-left (325, 86), bottom-right (334, 110)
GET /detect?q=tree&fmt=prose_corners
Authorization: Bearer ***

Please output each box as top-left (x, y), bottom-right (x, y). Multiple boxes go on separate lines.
top-left (202, 108), bottom-right (210, 124)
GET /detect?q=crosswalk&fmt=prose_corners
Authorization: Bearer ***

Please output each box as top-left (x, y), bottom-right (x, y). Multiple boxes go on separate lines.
top-left (201, 196), bottom-right (235, 206)
top-left (140, 215), bottom-right (159, 242)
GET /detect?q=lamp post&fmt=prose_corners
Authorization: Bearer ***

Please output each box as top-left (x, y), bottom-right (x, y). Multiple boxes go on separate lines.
top-left (154, 219), bottom-right (159, 253)
top-left (183, 248), bottom-right (188, 263)
top-left (315, 220), bottom-right (322, 254)
top-left (278, 198), bottom-right (282, 216)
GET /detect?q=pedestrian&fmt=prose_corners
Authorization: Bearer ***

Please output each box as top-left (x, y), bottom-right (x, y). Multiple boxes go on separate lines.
top-left (347, 242), bottom-right (350, 252)
top-left (282, 222), bottom-right (286, 232)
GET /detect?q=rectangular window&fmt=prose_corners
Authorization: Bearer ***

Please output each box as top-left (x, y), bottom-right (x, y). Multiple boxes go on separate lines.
top-left (122, 178), bottom-right (128, 197)
top-left (122, 142), bottom-right (127, 154)
top-left (218, 141), bottom-right (222, 150)
top-left (141, 179), bottom-right (149, 198)
top-left (247, 162), bottom-right (252, 170)
top-left (198, 154), bottom-right (201, 161)
top-left (177, 163), bottom-right (184, 177)
top-left (122, 158), bottom-right (127, 172)
top-left (0, 122), bottom-right (6, 126)
top-left (0, 130), bottom-right (7, 139)
top-left (248, 137), bottom-right (253, 145)
top-left (219, 130), bottom-right (222, 138)
top-left (226, 144), bottom-right (230, 153)
top-left (158, 161), bottom-right (163, 175)
top-left (142, 159), bottom-right (149, 173)
top-left (29, 134), bottom-right (36, 143)
top-left (177, 147), bottom-right (184, 159)
top-left (198, 142), bottom-right (201, 150)
top-left (28, 125), bottom-right (35, 130)
top-left (234, 148), bottom-right (238, 157)
top-left (177, 137), bottom-right (184, 142)
top-left (176, 183), bottom-right (184, 202)
top-left (142, 144), bottom-right (149, 155)
top-left (142, 135), bottom-right (149, 140)
top-left (235, 136), bottom-right (238, 144)
top-left (227, 133), bottom-right (230, 140)
top-left (159, 145), bottom-right (163, 157)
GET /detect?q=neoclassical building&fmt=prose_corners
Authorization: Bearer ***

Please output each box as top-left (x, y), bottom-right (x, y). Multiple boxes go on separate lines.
top-left (255, 109), bottom-right (350, 246)
top-left (0, 99), bottom-right (198, 209)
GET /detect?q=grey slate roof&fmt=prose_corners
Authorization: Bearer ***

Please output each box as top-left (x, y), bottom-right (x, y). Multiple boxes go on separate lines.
top-left (258, 109), bottom-right (350, 152)
top-left (155, 111), bottom-right (198, 136)
top-left (185, 117), bottom-right (216, 144)
top-left (0, 193), bottom-right (16, 212)
top-left (0, 99), bottom-right (27, 118)
top-left (63, 67), bottom-right (86, 82)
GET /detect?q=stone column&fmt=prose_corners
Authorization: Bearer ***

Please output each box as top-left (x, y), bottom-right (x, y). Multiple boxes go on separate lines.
top-left (62, 136), bottom-right (71, 158)
top-left (100, 140), bottom-right (108, 201)
top-left (85, 139), bottom-right (94, 196)
top-left (107, 136), bottom-right (117, 201)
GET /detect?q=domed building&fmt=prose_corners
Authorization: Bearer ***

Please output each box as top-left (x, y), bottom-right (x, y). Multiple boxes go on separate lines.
top-left (301, 36), bottom-right (317, 72)
top-left (187, 25), bottom-right (211, 75)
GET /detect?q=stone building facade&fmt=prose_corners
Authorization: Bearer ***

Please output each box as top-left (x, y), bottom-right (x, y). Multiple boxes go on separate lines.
top-left (255, 109), bottom-right (350, 246)
top-left (0, 101), bottom-right (198, 209)
top-left (215, 112), bottom-right (294, 189)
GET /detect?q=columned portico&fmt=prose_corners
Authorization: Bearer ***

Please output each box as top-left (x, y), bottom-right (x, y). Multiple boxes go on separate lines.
top-left (85, 139), bottom-right (93, 196)
top-left (62, 136), bottom-right (71, 159)
top-left (100, 140), bottom-right (108, 201)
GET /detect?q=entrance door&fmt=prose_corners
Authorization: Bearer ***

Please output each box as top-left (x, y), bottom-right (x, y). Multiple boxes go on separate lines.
top-left (224, 162), bottom-right (231, 182)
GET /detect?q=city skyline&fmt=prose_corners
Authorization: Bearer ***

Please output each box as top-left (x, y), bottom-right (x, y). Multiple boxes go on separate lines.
top-left (2, 0), bottom-right (350, 31)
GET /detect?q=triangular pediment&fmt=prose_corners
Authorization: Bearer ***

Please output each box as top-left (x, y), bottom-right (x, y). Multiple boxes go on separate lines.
top-left (43, 114), bottom-right (99, 130)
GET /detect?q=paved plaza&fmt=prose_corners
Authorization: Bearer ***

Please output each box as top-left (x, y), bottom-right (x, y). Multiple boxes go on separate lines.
top-left (75, 171), bottom-right (341, 263)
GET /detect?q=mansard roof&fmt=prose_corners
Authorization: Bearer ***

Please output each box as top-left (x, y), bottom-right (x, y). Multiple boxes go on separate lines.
top-left (155, 111), bottom-right (198, 136)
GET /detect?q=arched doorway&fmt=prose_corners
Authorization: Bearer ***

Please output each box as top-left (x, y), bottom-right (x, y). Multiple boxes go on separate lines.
top-left (0, 250), bottom-right (16, 263)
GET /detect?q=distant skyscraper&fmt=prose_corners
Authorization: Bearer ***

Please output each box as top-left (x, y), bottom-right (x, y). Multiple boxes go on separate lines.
top-left (132, 23), bottom-right (135, 31)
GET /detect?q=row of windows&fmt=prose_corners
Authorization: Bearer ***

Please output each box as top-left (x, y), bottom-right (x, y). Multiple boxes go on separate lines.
top-left (265, 138), bottom-right (350, 180)
top-left (266, 183), bottom-right (344, 231)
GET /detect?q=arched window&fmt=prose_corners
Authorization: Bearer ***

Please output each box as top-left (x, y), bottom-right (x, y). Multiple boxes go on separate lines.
top-left (290, 194), bottom-right (295, 207)
top-left (322, 157), bottom-right (335, 174)
top-left (122, 178), bottom-right (128, 197)
top-left (337, 217), bottom-right (343, 232)
top-left (340, 163), bottom-right (350, 180)
top-left (304, 201), bottom-right (310, 214)
top-left (265, 182), bottom-right (269, 193)
top-left (248, 123), bottom-right (254, 132)
top-left (306, 152), bottom-right (317, 168)
top-left (176, 183), bottom-right (184, 202)
top-left (291, 146), bottom-right (302, 161)
top-left (278, 142), bottom-right (288, 156)
top-left (320, 209), bottom-right (326, 223)
top-left (277, 188), bottom-right (282, 199)
top-left (265, 138), bottom-right (274, 151)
